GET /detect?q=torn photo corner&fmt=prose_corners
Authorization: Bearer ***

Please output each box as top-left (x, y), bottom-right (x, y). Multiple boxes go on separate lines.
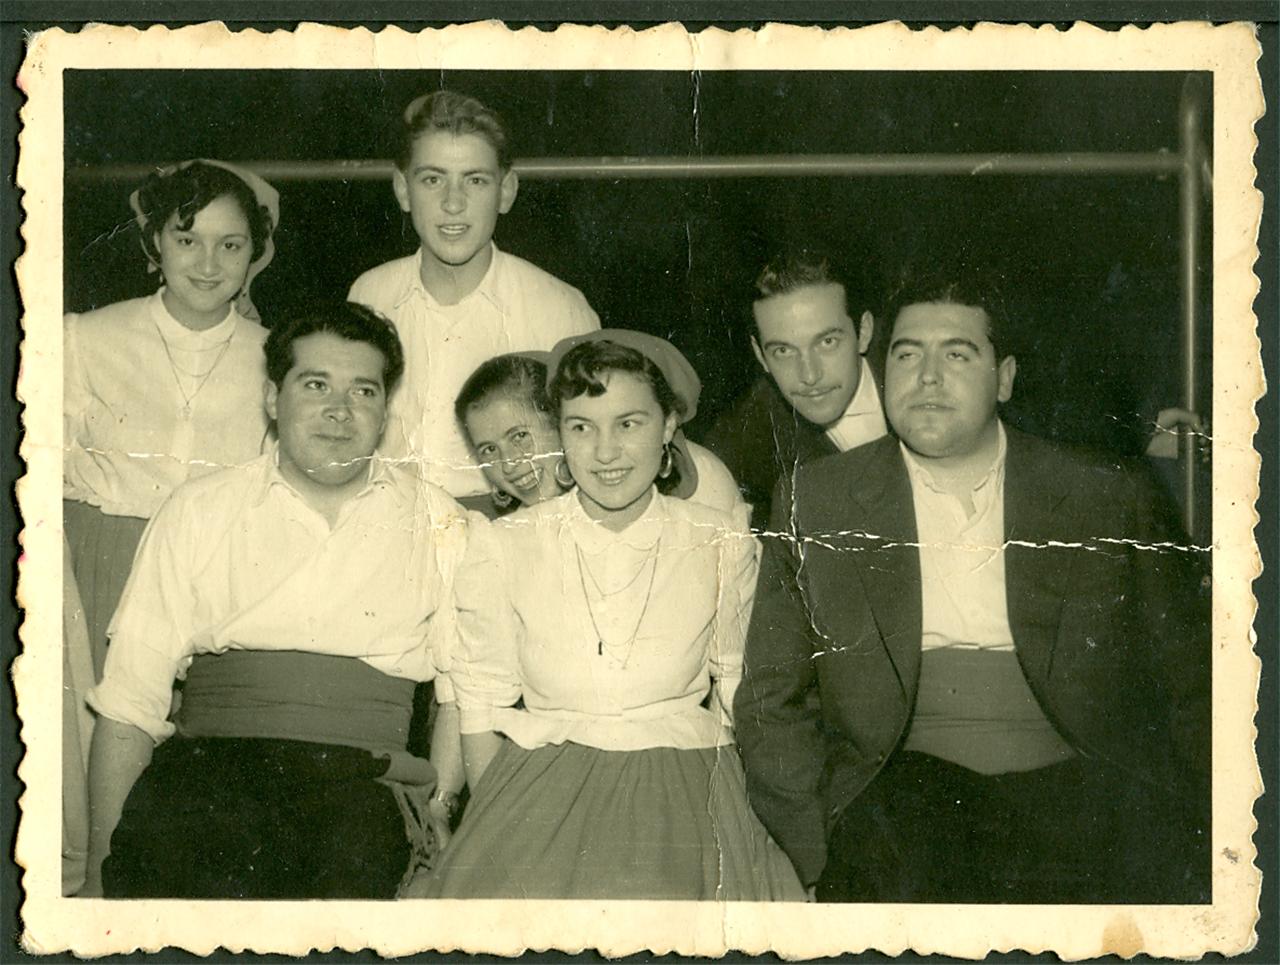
top-left (14, 18), bottom-right (1265, 959)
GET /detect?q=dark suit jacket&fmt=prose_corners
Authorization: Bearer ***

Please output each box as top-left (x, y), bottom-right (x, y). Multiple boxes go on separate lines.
top-left (734, 427), bottom-right (1211, 886)
top-left (698, 377), bottom-right (837, 532)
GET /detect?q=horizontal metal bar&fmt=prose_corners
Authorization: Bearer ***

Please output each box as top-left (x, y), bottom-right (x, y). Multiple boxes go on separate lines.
top-left (68, 151), bottom-right (1183, 183)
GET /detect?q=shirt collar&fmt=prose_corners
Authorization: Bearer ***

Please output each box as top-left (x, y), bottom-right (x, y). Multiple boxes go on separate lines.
top-left (394, 243), bottom-right (506, 314)
top-left (901, 420), bottom-right (1008, 498)
top-left (149, 288), bottom-right (238, 343)
top-left (833, 358), bottom-right (882, 422)
top-left (251, 443), bottom-right (400, 508)
top-left (567, 485), bottom-right (665, 552)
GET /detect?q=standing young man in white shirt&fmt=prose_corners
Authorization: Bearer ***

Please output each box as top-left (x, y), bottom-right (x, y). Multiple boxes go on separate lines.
top-left (82, 302), bottom-right (468, 899)
top-left (736, 263), bottom-right (1210, 903)
top-left (348, 90), bottom-right (600, 499)
top-left (700, 249), bottom-right (885, 531)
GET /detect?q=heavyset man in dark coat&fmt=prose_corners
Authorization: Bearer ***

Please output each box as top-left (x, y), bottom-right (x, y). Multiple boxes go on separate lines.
top-left (733, 262), bottom-right (1211, 903)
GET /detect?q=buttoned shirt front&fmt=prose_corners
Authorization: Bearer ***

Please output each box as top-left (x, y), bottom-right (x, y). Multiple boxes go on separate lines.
top-left (87, 449), bottom-right (470, 741)
top-left (348, 245), bottom-right (599, 497)
top-left (901, 422), bottom-right (1014, 652)
top-left (824, 358), bottom-right (889, 453)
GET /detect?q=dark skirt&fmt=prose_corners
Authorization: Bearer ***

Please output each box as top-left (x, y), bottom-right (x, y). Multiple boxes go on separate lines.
top-left (409, 741), bottom-right (805, 901)
top-left (103, 737), bottom-right (411, 899)
top-left (63, 499), bottom-right (148, 679)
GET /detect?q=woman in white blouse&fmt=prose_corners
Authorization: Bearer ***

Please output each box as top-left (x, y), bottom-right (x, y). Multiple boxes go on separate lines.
top-left (63, 159), bottom-right (279, 679)
top-left (413, 330), bottom-right (803, 900)
top-left (62, 160), bottom-right (278, 895)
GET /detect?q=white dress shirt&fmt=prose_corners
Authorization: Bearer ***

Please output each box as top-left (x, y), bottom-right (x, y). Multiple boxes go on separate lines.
top-left (451, 490), bottom-right (758, 752)
top-left (64, 292), bottom-right (270, 519)
top-left (901, 422), bottom-right (1014, 652)
top-left (88, 450), bottom-right (470, 742)
top-left (684, 438), bottom-right (752, 531)
top-left (824, 358), bottom-right (889, 453)
top-left (348, 244), bottom-right (600, 497)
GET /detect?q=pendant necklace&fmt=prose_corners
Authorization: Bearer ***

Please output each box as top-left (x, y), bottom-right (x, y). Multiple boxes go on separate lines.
top-left (574, 537), bottom-right (661, 665)
top-left (153, 318), bottom-right (235, 420)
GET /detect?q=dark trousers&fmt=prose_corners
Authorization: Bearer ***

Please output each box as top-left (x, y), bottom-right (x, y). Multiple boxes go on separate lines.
top-left (817, 751), bottom-right (1207, 904)
top-left (103, 737), bottom-right (410, 899)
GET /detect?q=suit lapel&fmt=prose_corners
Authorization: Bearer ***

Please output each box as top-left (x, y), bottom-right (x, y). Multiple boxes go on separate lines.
top-left (1003, 428), bottom-right (1072, 686)
top-left (843, 438), bottom-right (922, 697)
top-left (796, 419), bottom-right (837, 463)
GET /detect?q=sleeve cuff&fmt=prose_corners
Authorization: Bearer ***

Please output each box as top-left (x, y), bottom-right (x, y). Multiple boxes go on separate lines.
top-left (85, 685), bottom-right (173, 744)
top-left (458, 703), bottom-right (501, 735)
top-left (432, 673), bottom-right (456, 704)
top-left (712, 675), bottom-right (741, 726)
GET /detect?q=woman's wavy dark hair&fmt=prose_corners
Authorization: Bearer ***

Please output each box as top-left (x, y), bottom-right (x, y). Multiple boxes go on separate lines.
top-left (136, 161), bottom-right (274, 265)
top-left (548, 339), bottom-right (683, 495)
top-left (454, 354), bottom-right (553, 438)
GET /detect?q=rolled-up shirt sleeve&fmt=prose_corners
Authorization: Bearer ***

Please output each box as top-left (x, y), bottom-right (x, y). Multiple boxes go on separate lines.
top-left (451, 520), bottom-right (523, 734)
top-left (709, 520), bottom-right (759, 727)
top-left (421, 498), bottom-right (478, 706)
top-left (85, 492), bottom-right (198, 742)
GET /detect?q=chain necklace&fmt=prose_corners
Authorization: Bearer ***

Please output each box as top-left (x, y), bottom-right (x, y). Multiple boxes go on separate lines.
top-left (152, 318), bottom-right (235, 420)
top-left (574, 536), bottom-right (661, 665)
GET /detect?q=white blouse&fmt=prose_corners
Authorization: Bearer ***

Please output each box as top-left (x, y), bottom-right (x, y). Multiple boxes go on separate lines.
top-left (64, 291), bottom-right (270, 519)
top-left (684, 438), bottom-right (752, 531)
top-left (451, 490), bottom-right (759, 751)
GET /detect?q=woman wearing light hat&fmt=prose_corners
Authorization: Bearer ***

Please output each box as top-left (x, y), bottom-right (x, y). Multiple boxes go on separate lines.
top-left (412, 330), bottom-right (803, 900)
top-left (453, 340), bottom-right (748, 525)
top-left (62, 160), bottom-right (278, 894)
top-left (64, 159), bottom-right (280, 680)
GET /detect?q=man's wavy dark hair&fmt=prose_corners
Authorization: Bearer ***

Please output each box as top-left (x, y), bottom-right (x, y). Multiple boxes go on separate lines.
top-left (264, 301), bottom-right (405, 394)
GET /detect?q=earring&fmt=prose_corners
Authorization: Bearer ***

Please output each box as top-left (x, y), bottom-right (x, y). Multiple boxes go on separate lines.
top-left (491, 489), bottom-right (514, 510)
top-left (554, 459), bottom-right (575, 489)
top-left (658, 444), bottom-right (674, 480)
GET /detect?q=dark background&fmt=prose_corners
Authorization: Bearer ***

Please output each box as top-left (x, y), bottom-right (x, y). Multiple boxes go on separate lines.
top-left (63, 69), bottom-right (1208, 459)
top-left (9, 8), bottom-right (1271, 960)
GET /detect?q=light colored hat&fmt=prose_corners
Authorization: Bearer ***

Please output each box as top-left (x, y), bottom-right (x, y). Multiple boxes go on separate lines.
top-left (545, 328), bottom-right (701, 424)
top-left (545, 329), bottom-right (703, 499)
top-left (129, 158), bottom-right (280, 322)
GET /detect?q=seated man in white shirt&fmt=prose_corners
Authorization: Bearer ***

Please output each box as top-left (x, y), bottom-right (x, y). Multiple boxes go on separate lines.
top-left (82, 301), bottom-right (469, 899)
top-left (736, 263), bottom-right (1210, 902)
top-left (348, 89), bottom-right (600, 500)
top-left (700, 248), bottom-right (885, 531)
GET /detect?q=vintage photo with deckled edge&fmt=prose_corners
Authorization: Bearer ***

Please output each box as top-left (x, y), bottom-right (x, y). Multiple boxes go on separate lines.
top-left (13, 19), bottom-right (1265, 959)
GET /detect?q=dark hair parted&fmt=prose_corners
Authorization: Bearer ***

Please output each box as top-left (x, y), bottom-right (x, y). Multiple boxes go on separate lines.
top-left (455, 355), bottom-right (553, 434)
top-left (396, 90), bottom-right (512, 172)
top-left (136, 161), bottom-right (274, 266)
top-left (264, 302), bottom-right (406, 394)
top-left (548, 340), bottom-right (684, 495)
top-left (884, 256), bottom-right (1015, 362)
top-left (754, 247), bottom-right (849, 301)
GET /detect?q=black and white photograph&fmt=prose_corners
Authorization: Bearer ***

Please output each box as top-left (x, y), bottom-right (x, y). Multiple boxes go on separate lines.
top-left (13, 19), bottom-right (1265, 959)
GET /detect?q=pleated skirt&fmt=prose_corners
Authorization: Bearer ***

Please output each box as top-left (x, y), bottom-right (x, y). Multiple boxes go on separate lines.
top-left (408, 740), bottom-right (805, 901)
top-left (63, 499), bottom-right (148, 679)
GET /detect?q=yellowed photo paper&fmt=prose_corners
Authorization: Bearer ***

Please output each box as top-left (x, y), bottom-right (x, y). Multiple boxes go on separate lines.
top-left (15, 19), bottom-right (1264, 958)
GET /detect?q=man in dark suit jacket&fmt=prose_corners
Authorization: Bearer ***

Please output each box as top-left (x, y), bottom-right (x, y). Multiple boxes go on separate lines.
top-left (700, 249), bottom-right (884, 532)
top-left (735, 266), bottom-right (1211, 903)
